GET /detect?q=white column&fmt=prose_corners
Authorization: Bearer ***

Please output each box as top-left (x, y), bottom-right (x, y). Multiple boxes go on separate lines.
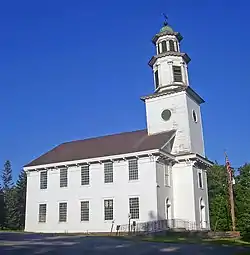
top-left (158, 43), bottom-right (162, 54)
top-left (175, 41), bottom-right (179, 52)
top-left (181, 62), bottom-right (188, 85)
top-left (166, 40), bottom-right (170, 51)
top-left (167, 60), bottom-right (173, 84)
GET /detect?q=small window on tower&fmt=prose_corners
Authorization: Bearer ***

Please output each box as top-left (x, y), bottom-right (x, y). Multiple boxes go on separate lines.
top-left (161, 41), bottom-right (167, 53)
top-left (172, 66), bottom-right (182, 82)
top-left (154, 70), bottom-right (159, 89)
top-left (169, 40), bottom-right (175, 51)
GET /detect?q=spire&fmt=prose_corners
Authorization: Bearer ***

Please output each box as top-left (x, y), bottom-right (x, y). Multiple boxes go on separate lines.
top-left (162, 13), bottom-right (168, 26)
top-left (159, 14), bottom-right (174, 33)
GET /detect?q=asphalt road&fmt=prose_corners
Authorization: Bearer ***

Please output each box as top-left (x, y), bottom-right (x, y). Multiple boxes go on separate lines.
top-left (0, 233), bottom-right (249, 254)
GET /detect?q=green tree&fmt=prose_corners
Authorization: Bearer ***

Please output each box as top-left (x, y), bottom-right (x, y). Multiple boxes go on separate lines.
top-left (1, 160), bottom-right (18, 229)
top-left (207, 164), bottom-right (231, 231)
top-left (15, 170), bottom-right (27, 230)
top-left (234, 163), bottom-right (250, 234)
top-left (0, 184), bottom-right (4, 229)
top-left (2, 160), bottom-right (13, 191)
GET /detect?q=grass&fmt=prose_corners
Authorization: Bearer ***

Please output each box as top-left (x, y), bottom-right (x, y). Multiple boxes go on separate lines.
top-left (142, 235), bottom-right (250, 247)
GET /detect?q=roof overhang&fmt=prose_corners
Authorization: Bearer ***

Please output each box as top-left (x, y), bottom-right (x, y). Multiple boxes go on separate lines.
top-left (23, 149), bottom-right (160, 172)
top-left (140, 86), bottom-right (204, 105)
top-left (152, 31), bottom-right (183, 44)
top-left (140, 86), bottom-right (186, 102)
top-left (148, 52), bottom-right (191, 68)
top-left (175, 153), bottom-right (214, 168)
top-left (186, 87), bottom-right (205, 104)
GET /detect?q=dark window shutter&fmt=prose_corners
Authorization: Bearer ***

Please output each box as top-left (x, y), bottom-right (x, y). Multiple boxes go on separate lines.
top-left (161, 41), bottom-right (167, 53)
top-left (172, 66), bottom-right (182, 82)
top-left (169, 40), bottom-right (175, 51)
top-left (154, 70), bottom-right (159, 88)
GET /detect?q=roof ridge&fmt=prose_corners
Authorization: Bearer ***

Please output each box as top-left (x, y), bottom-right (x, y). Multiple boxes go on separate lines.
top-left (62, 128), bottom-right (147, 145)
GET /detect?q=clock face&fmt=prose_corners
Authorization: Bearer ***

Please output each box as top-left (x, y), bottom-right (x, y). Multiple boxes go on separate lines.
top-left (161, 109), bottom-right (171, 121)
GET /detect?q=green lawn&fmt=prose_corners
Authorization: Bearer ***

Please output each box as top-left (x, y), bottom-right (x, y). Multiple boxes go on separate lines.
top-left (142, 235), bottom-right (250, 247)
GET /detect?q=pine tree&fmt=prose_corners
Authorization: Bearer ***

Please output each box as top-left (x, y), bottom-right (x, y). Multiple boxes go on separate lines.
top-left (207, 164), bottom-right (231, 231)
top-left (0, 184), bottom-right (4, 229)
top-left (2, 160), bottom-right (13, 191)
top-left (15, 170), bottom-right (27, 230)
top-left (1, 160), bottom-right (17, 229)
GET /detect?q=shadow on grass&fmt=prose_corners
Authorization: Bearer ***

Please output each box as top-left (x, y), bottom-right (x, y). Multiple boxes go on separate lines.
top-left (142, 235), bottom-right (250, 247)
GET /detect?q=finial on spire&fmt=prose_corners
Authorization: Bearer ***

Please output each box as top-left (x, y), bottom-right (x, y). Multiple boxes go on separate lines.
top-left (162, 13), bottom-right (168, 26)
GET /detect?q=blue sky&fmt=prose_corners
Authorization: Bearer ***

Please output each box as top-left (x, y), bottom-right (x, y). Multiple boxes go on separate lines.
top-left (0, 0), bottom-right (249, 179)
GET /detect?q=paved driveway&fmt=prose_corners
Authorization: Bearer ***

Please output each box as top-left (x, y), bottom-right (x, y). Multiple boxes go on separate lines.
top-left (0, 233), bottom-right (249, 254)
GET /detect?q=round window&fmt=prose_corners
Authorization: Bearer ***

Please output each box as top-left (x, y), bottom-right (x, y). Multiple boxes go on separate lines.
top-left (192, 110), bottom-right (198, 123)
top-left (161, 109), bottom-right (171, 121)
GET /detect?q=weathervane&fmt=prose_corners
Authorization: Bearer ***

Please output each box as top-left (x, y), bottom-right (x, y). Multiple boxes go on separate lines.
top-left (162, 13), bottom-right (168, 26)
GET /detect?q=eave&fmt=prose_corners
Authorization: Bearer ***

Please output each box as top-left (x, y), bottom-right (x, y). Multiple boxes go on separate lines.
top-left (186, 87), bottom-right (205, 104)
top-left (148, 52), bottom-right (191, 68)
top-left (140, 86), bottom-right (204, 105)
top-left (152, 31), bottom-right (183, 44)
top-left (175, 153), bottom-right (214, 168)
top-left (23, 149), bottom-right (160, 172)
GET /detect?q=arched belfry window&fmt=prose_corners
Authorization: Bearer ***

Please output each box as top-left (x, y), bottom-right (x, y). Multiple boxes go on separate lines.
top-left (161, 41), bottom-right (167, 53)
top-left (169, 40), bottom-right (175, 52)
top-left (154, 70), bottom-right (159, 89)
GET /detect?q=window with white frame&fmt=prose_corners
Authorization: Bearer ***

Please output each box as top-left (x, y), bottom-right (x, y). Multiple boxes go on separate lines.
top-left (164, 164), bottom-right (171, 186)
top-left (128, 159), bottom-right (138, 180)
top-left (59, 202), bottom-right (67, 222)
top-left (60, 168), bottom-right (68, 187)
top-left (198, 171), bottom-right (203, 189)
top-left (129, 197), bottom-right (139, 219)
top-left (104, 162), bottom-right (113, 183)
top-left (104, 199), bottom-right (113, 220)
top-left (172, 65), bottom-right (182, 82)
top-left (40, 171), bottom-right (48, 189)
top-left (39, 204), bottom-right (47, 223)
top-left (81, 165), bottom-right (89, 185)
top-left (81, 201), bottom-right (89, 221)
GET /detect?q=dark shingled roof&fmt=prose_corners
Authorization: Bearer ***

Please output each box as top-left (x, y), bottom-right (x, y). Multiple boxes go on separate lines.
top-left (24, 129), bottom-right (176, 167)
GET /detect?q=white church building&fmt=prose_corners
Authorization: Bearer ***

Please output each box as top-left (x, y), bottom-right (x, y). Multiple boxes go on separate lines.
top-left (24, 20), bottom-right (213, 233)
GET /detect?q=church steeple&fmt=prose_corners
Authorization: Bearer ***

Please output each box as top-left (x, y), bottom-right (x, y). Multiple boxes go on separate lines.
top-left (149, 18), bottom-right (191, 93)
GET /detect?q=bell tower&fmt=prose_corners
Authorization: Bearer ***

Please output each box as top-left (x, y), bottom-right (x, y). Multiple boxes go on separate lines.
top-left (141, 18), bottom-right (205, 156)
top-left (150, 18), bottom-right (190, 92)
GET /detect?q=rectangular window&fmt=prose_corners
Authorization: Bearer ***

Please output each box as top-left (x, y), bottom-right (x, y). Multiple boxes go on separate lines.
top-left (81, 165), bottom-right (90, 185)
top-left (104, 162), bottom-right (113, 183)
top-left (198, 172), bottom-right (203, 188)
top-left (154, 70), bottom-right (159, 89)
top-left (129, 159), bottom-right (138, 180)
top-left (40, 171), bottom-right (48, 189)
top-left (39, 204), bottom-right (47, 223)
top-left (164, 165), bottom-right (171, 187)
top-left (104, 199), bottom-right (113, 220)
top-left (81, 201), bottom-right (89, 221)
top-left (59, 202), bottom-right (67, 222)
top-left (172, 66), bottom-right (182, 82)
top-left (60, 168), bottom-right (68, 187)
top-left (129, 197), bottom-right (139, 219)
top-left (161, 41), bottom-right (167, 52)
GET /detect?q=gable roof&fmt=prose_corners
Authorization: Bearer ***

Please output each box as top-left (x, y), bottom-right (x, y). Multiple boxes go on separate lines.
top-left (24, 129), bottom-right (176, 167)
